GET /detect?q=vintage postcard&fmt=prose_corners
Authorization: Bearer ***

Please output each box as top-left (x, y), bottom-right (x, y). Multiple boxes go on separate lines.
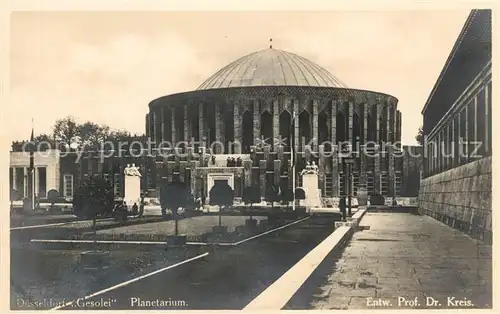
top-left (6, 6), bottom-right (495, 311)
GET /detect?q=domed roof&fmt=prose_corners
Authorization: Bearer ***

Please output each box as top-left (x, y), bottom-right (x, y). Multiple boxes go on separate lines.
top-left (197, 48), bottom-right (346, 90)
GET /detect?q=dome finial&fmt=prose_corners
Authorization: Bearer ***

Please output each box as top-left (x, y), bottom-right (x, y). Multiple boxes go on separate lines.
top-left (269, 38), bottom-right (273, 49)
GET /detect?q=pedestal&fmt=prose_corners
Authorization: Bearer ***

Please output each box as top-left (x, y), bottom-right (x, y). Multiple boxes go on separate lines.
top-left (301, 173), bottom-right (323, 208)
top-left (124, 175), bottom-right (141, 208)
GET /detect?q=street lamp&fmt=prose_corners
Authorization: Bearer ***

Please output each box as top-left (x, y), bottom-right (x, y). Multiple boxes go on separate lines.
top-left (290, 112), bottom-right (298, 212)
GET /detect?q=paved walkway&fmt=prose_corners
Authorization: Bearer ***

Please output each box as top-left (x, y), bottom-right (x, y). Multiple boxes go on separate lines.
top-left (288, 212), bottom-right (492, 309)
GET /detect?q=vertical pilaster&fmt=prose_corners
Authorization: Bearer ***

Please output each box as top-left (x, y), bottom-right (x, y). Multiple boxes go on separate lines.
top-left (392, 105), bottom-right (397, 143)
top-left (12, 167), bottom-right (17, 192)
top-left (331, 100), bottom-right (337, 145)
top-left (363, 104), bottom-right (368, 145)
top-left (215, 104), bottom-right (223, 153)
top-left (388, 145), bottom-right (395, 197)
top-left (374, 145), bottom-right (381, 194)
top-left (293, 99), bottom-right (299, 153)
top-left (312, 99), bottom-right (319, 152)
top-left (348, 99), bottom-right (353, 146)
top-left (198, 103), bottom-right (205, 147)
top-left (386, 102), bottom-right (392, 143)
top-left (485, 84), bottom-right (490, 154)
top-left (451, 118), bottom-right (455, 166)
top-left (376, 105), bottom-right (382, 144)
top-left (274, 160), bottom-right (281, 185)
top-left (234, 102), bottom-right (242, 153)
top-left (465, 105), bottom-right (469, 162)
top-left (171, 107), bottom-right (177, 146)
top-left (259, 160), bottom-right (266, 199)
top-left (184, 106), bottom-right (190, 145)
top-left (243, 160), bottom-right (252, 187)
top-left (273, 99), bottom-right (279, 150)
top-left (160, 107), bottom-right (165, 143)
top-left (253, 99), bottom-right (261, 146)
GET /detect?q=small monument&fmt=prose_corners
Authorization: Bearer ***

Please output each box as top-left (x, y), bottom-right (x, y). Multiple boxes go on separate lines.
top-left (299, 161), bottom-right (323, 208)
top-left (124, 164), bottom-right (141, 209)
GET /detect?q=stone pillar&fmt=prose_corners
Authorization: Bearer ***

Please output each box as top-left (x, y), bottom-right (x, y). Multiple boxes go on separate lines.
top-left (396, 111), bottom-right (401, 143)
top-left (215, 104), bottom-right (223, 153)
top-left (198, 103), bottom-right (205, 147)
top-left (331, 100), bottom-right (337, 145)
top-left (293, 99), bottom-right (299, 153)
top-left (312, 99), bottom-right (319, 152)
top-left (464, 104), bottom-right (468, 162)
top-left (234, 102), bottom-right (242, 154)
top-left (253, 99), bottom-right (261, 145)
top-left (171, 107), bottom-right (177, 146)
top-left (184, 106), bottom-right (190, 145)
top-left (359, 146), bottom-right (367, 189)
top-left (34, 167), bottom-right (39, 196)
top-left (259, 160), bottom-right (267, 199)
top-left (243, 160), bottom-right (252, 187)
top-left (392, 105), bottom-right (397, 143)
top-left (374, 145), bottom-right (381, 194)
top-left (160, 107), bottom-right (165, 143)
top-left (388, 145), bottom-right (395, 197)
top-left (363, 104), bottom-right (368, 145)
top-left (274, 160), bottom-right (281, 185)
top-left (151, 111), bottom-right (156, 144)
top-left (347, 99), bottom-right (353, 146)
top-left (386, 102), bottom-right (392, 144)
top-left (273, 99), bottom-right (279, 150)
top-left (331, 146), bottom-right (339, 197)
top-left (376, 104), bottom-right (381, 144)
top-left (12, 167), bottom-right (17, 193)
top-left (451, 118), bottom-right (455, 166)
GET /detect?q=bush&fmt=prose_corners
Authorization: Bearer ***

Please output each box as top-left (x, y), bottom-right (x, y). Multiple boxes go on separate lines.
top-left (369, 194), bottom-right (385, 206)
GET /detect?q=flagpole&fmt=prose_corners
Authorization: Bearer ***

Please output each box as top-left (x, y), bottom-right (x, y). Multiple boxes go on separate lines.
top-left (28, 118), bottom-right (35, 210)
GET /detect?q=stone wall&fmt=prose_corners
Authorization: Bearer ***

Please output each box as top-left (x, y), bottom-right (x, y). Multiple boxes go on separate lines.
top-left (418, 156), bottom-right (492, 244)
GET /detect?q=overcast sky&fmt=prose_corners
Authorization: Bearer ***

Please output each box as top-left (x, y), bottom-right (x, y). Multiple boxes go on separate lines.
top-left (10, 10), bottom-right (471, 145)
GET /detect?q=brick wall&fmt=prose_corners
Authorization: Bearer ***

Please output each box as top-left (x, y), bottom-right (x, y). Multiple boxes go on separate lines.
top-left (418, 156), bottom-right (492, 244)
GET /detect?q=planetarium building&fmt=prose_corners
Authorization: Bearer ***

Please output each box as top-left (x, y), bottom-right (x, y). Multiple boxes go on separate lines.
top-left (146, 47), bottom-right (414, 202)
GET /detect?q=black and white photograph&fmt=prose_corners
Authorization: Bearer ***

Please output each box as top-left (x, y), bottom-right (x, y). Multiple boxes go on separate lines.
top-left (7, 7), bottom-right (494, 310)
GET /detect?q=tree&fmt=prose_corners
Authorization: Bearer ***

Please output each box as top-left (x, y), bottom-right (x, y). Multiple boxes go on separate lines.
top-left (209, 181), bottom-right (234, 226)
top-left (33, 134), bottom-right (55, 151)
top-left (53, 116), bottom-right (78, 144)
top-left (160, 179), bottom-right (190, 235)
top-left (415, 126), bottom-right (424, 145)
top-left (73, 176), bottom-right (114, 228)
top-left (77, 122), bottom-right (110, 150)
top-left (47, 189), bottom-right (59, 212)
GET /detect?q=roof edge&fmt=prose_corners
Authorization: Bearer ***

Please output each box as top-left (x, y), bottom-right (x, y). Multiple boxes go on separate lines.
top-left (421, 10), bottom-right (478, 115)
